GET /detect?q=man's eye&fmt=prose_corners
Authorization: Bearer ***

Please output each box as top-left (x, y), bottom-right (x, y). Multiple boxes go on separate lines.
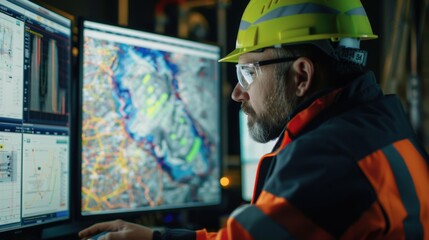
top-left (243, 68), bottom-right (256, 76)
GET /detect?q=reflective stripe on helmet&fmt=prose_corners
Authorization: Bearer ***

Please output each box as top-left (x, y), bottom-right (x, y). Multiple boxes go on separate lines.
top-left (345, 7), bottom-right (367, 16)
top-left (254, 3), bottom-right (340, 26)
top-left (239, 4), bottom-right (369, 31)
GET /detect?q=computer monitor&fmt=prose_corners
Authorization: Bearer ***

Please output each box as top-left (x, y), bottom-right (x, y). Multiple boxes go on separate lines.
top-left (0, 0), bottom-right (72, 234)
top-left (78, 20), bottom-right (222, 216)
top-left (239, 110), bottom-right (276, 202)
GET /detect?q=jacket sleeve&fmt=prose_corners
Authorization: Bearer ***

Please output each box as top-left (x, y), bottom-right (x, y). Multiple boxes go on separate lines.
top-left (156, 228), bottom-right (196, 240)
top-left (194, 191), bottom-right (333, 240)
top-left (194, 203), bottom-right (295, 240)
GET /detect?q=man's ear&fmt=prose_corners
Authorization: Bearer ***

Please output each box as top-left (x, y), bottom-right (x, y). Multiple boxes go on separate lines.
top-left (290, 57), bottom-right (314, 97)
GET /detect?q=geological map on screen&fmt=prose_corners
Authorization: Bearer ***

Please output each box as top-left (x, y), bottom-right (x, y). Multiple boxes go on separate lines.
top-left (81, 32), bottom-right (221, 214)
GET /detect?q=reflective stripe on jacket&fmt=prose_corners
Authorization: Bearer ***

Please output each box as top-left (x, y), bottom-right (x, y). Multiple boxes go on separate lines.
top-left (196, 71), bottom-right (429, 240)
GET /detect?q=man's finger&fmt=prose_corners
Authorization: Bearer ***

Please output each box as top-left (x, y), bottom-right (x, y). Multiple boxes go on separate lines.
top-left (98, 231), bottom-right (125, 240)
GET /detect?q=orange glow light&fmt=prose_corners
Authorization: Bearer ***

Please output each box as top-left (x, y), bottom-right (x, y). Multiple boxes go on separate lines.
top-left (220, 177), bottom-right (230, 187)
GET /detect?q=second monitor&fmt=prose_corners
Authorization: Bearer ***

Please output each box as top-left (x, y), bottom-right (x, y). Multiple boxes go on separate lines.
top-left (78, 20), bottom-right (222, 216)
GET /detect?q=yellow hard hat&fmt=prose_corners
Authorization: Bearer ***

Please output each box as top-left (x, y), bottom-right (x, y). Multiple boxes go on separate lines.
top-left (219, 0), bottom-right (378, 63)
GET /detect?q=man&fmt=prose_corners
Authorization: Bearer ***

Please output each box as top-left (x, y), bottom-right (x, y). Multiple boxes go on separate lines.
top-left (79, 0), bottom-right (429, 239)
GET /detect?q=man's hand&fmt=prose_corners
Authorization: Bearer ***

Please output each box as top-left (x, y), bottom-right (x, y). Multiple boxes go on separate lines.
top-left (79, 219), bottom-right (154, 240)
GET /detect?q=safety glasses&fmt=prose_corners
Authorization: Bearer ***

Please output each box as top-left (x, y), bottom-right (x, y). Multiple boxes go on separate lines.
top-left (235, 57), bottom-right (299, 90)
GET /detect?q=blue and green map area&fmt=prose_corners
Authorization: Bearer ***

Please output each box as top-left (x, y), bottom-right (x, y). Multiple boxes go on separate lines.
top-left (81, 37), bottom-right (221, 213)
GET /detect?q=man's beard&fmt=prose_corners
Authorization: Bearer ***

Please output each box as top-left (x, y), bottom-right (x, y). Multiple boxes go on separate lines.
top-left (244, 81), bottom-right (300, 143)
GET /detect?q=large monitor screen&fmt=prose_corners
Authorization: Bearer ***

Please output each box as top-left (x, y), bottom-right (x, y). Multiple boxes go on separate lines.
top-left (0, 0), bottom-right (72, 233)
top-left (239, 110), bottom-right (276, 202)
top-left (79, 20), bottom-right (222, 216)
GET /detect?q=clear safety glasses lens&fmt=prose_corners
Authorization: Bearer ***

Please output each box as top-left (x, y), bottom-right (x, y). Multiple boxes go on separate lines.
top-left (235, 57), bottom-right (299, 90)
top-left (235, 63), bottom-right (261, 90)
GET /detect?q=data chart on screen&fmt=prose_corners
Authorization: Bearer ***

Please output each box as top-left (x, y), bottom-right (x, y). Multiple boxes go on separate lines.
top-left (0, 11), bottom-right (24, 120)
top-left (22, 132), bottom-right (69, 218)
top-left (0, 130), bottom-right (22, 226)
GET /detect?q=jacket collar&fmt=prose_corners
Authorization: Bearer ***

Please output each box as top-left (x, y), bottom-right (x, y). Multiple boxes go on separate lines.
top-left (276, 71), bottom-right (382, 149)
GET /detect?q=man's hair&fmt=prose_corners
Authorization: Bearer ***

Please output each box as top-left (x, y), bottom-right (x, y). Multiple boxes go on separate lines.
top-left (274, 44), bottom-right (367, 89)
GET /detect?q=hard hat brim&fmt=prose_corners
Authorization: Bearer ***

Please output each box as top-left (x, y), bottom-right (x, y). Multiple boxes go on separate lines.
top-left (218, 49), bottom-right (242, 63)
top-left (218, 35), bottom-right (378, 63)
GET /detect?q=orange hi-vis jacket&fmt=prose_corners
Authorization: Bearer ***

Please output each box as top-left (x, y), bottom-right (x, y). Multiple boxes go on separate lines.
top-left (161, 71), bottom-right (429, 240)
